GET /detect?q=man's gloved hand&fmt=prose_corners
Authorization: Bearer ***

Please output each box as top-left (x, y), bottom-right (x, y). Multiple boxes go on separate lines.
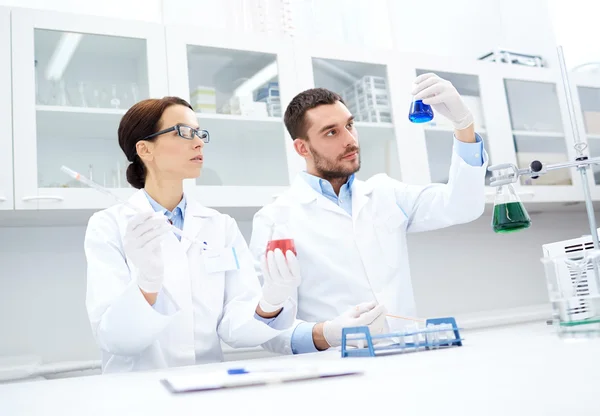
top-left (412, 73), bottom-right (474, 130)
top-left (123, 211), bottom-right (171, 293)
top-left (259, 248), bottom-right (301, 313)
top-left (322, 302), bottom-right (388, 348)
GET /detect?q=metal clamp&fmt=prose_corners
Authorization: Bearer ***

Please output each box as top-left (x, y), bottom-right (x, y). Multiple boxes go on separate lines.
top-left (488, 157), bottom-right (600, 187)
top-left (22, 196), bottom-right (64, 202)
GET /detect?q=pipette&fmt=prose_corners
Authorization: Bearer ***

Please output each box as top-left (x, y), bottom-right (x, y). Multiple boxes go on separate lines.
top-left (386, 314), bottom-right (425, 323)
top-left (60, 165), bottom-right (196, 243)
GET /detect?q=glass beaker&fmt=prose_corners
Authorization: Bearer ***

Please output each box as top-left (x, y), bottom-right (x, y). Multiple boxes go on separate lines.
top-left (541, 249), bottom-right (600, 338)
top-left (491, 183), bottom-right (531, 233)
top-left (408, 98), bottom-right (434, 123)
top-left (265, 208), bottom-right (296, 256)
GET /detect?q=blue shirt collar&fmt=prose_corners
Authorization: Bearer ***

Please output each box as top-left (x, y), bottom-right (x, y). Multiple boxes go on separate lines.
top-left (300, 171), bottom-right (354, 198)
top-left (143, 190), bottom-right (187, 219)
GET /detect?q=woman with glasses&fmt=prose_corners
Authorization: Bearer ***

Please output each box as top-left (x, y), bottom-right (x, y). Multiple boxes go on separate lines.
top-left (84, 97), bottom-right (300, 373)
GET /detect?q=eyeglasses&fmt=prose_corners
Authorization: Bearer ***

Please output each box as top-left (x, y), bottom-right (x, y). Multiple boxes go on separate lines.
top-left (140, 124), bottom-right (210, 143)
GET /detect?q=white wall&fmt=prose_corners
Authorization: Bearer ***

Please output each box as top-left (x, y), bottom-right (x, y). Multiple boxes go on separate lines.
top-left (550, 0), bottom-right (600, 70)
top-left (0, 0), bottom-right (559, 65)
top-left (388, 0), bottom-right (557, 66)
top-left (0, 208), bottom-right (594, 363)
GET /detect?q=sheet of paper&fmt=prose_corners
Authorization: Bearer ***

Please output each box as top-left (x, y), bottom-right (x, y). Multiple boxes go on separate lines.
top-left (161, 366), bottom-right (364, 394)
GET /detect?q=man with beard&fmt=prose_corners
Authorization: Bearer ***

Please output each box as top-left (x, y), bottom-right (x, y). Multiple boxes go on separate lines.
top-left (249, 73), bottom-right (488, 354)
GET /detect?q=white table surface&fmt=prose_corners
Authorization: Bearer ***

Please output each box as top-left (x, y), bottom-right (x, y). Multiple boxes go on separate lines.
top-left (1, 322), bottom-right (599, 416)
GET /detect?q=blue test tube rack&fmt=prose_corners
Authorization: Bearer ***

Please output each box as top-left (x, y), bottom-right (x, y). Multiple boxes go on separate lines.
top-left (340, 317), bottom-right (463, 358)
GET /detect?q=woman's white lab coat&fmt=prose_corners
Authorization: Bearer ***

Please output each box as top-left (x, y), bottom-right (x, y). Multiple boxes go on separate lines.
top-left (249, 149), bottom-right (488, 354)
top-left (84, 190), bottom-right (295, 373)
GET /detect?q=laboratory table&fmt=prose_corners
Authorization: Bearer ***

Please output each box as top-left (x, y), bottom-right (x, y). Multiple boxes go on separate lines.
top-left (1, 322), bottom-right (599, 416)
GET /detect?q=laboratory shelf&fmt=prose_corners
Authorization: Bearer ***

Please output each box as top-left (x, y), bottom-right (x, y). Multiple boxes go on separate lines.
top-left (511, 130), bottom-right (564, 138)
top-left (36, 106), bottom-right (123, 140)
top-left (424, 125), bottom-right (487, 135)
top-left (356, 121), bottom-right (394, 130)
top-left (196, 113), bottom-right (281, 123)
top-left (586, 134), bottom-right (600, 140)
top-left (35, 105), bottom-right (127, 115)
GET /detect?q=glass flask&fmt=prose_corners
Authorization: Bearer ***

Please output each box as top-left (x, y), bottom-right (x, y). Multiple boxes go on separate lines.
top-left (408, 98), bottom-right (434, 123)
top-left (491, 183), bottom-right (531, 233)
top-left (265, 208), bottom-right (296, 256)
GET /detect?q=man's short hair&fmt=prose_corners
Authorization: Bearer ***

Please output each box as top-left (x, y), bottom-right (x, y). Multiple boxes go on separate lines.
top-left (284, 88), bottom-right (345, 140)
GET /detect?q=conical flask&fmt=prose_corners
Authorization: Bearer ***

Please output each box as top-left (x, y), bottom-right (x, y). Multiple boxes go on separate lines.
top-left (265, 207), bottom-right (296, 256)
top-left (408, 97), bottom-right (434, 123)
top-left (492, 183), bottom-right (531, 233)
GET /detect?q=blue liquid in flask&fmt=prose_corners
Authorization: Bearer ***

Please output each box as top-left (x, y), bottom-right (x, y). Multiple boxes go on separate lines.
top-left (408, 99), bottom-right (434, 123)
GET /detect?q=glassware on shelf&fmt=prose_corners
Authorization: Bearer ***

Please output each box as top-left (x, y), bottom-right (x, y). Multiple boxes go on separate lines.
top-left (131, 83), bottom-right (139, 104)
top-left (110, 84), bottom-right (121, 109)
top-left (78, 82), bottom-right (88, 108)
top-left (93, 88), bottom-right (101, 108)
top-left (57, 80), bottom-right (69, 106)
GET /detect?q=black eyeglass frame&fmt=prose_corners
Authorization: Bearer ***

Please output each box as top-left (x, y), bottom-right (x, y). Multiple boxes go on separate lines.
top-left (140, 124), bottom-right (210, 143)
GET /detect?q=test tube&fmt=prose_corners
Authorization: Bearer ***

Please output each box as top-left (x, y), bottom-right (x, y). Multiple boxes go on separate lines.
top-left (446, 324), bottom-right (456, 346)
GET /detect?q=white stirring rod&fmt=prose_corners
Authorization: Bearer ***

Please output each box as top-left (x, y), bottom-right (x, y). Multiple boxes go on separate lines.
top-left (60, 165), bottom-right (197, 243)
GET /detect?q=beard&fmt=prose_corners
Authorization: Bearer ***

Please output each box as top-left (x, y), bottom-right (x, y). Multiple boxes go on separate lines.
top-left (309, 144), bottom-right (361, 181)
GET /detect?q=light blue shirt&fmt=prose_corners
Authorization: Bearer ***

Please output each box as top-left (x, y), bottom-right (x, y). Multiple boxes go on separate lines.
top-left (144, 190), bottom-right (187, 240)
top-left (290, 135), bottom-right (485, 354)
top-left (143, 190), bottom-right (277, 326)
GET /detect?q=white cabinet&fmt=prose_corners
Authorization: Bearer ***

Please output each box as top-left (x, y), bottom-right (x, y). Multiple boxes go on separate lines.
top-left (492, 65), bottom-right (584, 203)
top-left (293, 41), bottom-right (408, 183)
top-left (391, 55), bottom-right (495, 190)
top-left (0, 8), bottom-right (13, 211)
top-left (165, 27), bottom-right (298, 208)
top-left (3, 7), bottom-right (599, 214)
top-left (11, 8), bottom-right (169, 210)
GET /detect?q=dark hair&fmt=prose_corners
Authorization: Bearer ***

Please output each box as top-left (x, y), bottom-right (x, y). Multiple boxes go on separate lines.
top-left (284, 88), bottom-right (345, 140)
top-left (118, 96), bottom-right (193, 189)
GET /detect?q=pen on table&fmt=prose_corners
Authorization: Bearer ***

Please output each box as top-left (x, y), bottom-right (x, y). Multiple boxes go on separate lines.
top-left (227, 367), bottom-right (296, 375)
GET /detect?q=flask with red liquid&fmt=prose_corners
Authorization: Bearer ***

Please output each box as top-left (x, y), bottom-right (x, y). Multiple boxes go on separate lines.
top-left (265, 210), bottom-right (296, 256)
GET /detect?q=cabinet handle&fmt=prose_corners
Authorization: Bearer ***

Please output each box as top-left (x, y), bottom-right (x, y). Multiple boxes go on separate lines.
top-left (22, 196), bottom-right (64, 202)
top-left (0, 196), bottom-right (6, 202)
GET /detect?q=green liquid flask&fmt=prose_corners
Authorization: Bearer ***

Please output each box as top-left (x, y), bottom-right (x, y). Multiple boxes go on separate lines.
top-left (492, 183), bottom-right (531, 234)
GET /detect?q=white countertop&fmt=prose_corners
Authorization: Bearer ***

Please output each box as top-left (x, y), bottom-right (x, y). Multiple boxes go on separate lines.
top-left (1, 322), bottom-right (599, 416)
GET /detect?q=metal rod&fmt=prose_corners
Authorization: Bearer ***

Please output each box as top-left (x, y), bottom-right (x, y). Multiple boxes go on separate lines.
top-left (557, 45), bottom-right (584, 145)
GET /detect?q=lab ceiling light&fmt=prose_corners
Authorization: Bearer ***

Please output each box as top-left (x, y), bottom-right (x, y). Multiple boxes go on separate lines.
top-left (45, 32), bottom-right (83, 81)
top-left (232, 61), bottom-right (278, 98)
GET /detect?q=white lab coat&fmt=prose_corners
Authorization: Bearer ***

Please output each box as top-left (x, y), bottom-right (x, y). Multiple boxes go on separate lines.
top-left (85, 190), bottom-right (295, 373)
top-left (249, 149), bottom-right (488, 354)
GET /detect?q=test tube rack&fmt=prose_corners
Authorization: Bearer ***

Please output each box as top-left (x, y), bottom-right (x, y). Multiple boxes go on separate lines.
top-left (340, 317), bottom-right (463, 358)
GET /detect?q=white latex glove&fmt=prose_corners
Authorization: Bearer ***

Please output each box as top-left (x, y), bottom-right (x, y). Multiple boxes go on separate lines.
top-left (323, 302), bottom-right (388, 348)
top-left (412, 73), bottom-right (474, 130)
top-left (259, 248), bottom-right (301, 313)
top-left (123, 211), bottom-right (172, 293)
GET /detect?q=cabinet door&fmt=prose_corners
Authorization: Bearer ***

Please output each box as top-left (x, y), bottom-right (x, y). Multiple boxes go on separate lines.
top-left (294, 42), bottom-right (406, 183)
top-left (570, 74), bottom-right (600, 199)
top-left (165, 27), bottom-right (296, 208)
top-left (497, 66), bottom-right (583, 203)
top-left (11, 8), bottom-right (168, 210)
top-left (0, 8), bottom-right (13, 210)
top-left (395, 56), bottom-right (492, 189)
